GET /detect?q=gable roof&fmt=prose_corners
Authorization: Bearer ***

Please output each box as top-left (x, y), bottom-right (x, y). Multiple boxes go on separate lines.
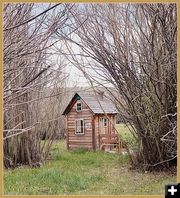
top-left (62, 92), bottom-right (118, 115)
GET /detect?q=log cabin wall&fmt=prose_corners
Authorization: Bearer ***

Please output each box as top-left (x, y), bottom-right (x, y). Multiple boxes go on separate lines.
top-left (67, 99), bottom-right (94, 150)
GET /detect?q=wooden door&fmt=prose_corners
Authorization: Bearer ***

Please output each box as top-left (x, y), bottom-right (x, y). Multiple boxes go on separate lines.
top-left (99, 117), bottom-right (109, 135)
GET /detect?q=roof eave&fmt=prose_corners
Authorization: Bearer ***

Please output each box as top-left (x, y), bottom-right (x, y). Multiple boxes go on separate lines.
top-left (62, 93), bottom-right (79, 115)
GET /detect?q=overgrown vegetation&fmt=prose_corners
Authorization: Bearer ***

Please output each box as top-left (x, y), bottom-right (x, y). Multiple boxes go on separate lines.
top-left (3, 3), bottom-right (71, 168)
top-left (63, 3), bottom-right (177, 171)
top-left (4, 140), bottom-right (176, 195)
top-left (3, 1), bottom-right (177, 175)
top-left (116, 124), bottom-right (138, 151)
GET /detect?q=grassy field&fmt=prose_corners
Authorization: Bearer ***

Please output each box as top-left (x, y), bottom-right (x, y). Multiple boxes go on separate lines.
top-left (4, 124), bottom-right (176, 195)
top-left (116, 123), bottom-right (138, 149)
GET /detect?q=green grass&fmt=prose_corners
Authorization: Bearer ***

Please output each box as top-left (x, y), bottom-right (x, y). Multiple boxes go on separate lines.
top-left (116, 123), bottom-right (138, 150)
top-left (4, 125), bottom-right (176, 195)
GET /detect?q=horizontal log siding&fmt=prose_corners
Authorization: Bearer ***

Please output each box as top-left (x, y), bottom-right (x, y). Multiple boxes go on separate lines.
top-left (67, 99), bottom-right (93, 150)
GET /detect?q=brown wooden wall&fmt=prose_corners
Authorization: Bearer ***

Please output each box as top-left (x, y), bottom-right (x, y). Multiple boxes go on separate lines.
top-left (66, 98), bottom-right (116, 151)
top-left (66, 99), bottom-right (94, 150)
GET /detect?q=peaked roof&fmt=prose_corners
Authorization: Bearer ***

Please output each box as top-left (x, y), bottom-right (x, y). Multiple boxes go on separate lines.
top-left (62, 92), bottom-right (118, 115)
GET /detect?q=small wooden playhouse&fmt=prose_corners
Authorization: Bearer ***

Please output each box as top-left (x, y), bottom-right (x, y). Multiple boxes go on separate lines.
top-left (62, 92), bottom-right (122, 152)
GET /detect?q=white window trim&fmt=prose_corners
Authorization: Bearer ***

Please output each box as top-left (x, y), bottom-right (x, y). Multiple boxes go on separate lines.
top-left (75, 119), bottom-right (85, 135)
top-left (76, 101), bottom-right (82, 112)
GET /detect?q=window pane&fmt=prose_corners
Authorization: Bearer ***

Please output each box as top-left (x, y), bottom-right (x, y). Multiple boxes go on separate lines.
top-left (104, 118), bottom-right (107, 126)
top-left (81, 120), bottom-right (84, 133)
top-left (76, 120), bottom-right (81, 132)
top-left (76, 103), bottom-right (82, 111)
top-left (75, 119), bottom-right (84, 134)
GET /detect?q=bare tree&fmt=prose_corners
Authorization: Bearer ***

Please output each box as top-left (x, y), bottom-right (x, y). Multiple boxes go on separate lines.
top-left (60, 3), bottom-right (177, 171)
top-left (3, 3), bottom-right (73, 168)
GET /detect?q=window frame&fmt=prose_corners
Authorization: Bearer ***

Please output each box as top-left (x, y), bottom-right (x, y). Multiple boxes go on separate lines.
top-left (103, 118), bottom-right (108, 127)
top-left (75, 119), bottom-right (85, 135)
top-left (76, 101), bottom-right (82, 112)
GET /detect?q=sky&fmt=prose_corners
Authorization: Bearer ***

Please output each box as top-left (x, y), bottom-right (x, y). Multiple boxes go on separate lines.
top-left (47, 39), bottom-right (90, 88)
top-left (65, 64), bottom-right (89, 88)
top-left (31, 3), bottom-right (90, 88)
top-left (31, 3), bottom-right (111, 88)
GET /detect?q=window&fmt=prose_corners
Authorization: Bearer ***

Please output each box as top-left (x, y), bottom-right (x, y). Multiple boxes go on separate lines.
top-left (75, 119), bottom-right (84, 134)
top-left (102, 118), bottom-right (107, 127)
top-left (103, 118), bottom-right (107, 127)
top-left (76, 101), bottom-right (82, 112)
